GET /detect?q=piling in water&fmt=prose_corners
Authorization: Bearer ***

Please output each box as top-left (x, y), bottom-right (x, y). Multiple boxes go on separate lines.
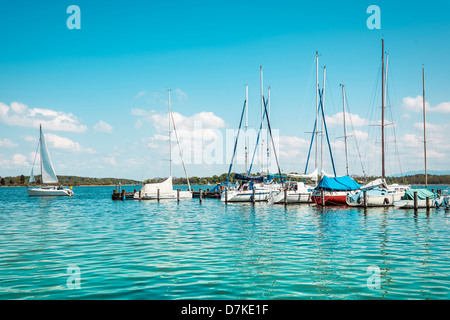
top-left (414, 191), bottom-right (418, 210)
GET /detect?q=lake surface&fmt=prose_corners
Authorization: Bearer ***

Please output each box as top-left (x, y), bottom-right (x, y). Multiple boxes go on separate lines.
top-left (0, 185), bottom-right (449, 300)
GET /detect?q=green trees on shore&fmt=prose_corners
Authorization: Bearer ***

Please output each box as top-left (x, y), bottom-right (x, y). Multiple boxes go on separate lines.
top-left (0, 173), bottom-right (449, 187)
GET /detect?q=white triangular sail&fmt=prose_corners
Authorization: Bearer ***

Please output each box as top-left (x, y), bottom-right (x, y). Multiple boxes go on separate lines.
top-left (29, 167), bottom-right (35, 183)
top-left (40, 126), bottom-right (58, 184)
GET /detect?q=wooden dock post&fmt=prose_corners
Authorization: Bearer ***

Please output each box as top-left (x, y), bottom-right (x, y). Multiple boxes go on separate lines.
top-left (139, 190), bottom-right (141, 200)
top-left (426, 196), bottom-right (430, 210)
top-left (252, 188), bottom-right (256, 205)
top-left (363, 190), bottom-right (367, 208)
top-left (225, 189), bottom-right (228, 204)
top-left (177, 189), bottom-right (180, 202)
top-left (157, 189), bottom-right (160, 202)
top-left (284, 188), bottom-right (287, 206)
top-left (199, 189), bottom-right (202, 204)
top-left (121, 189), bottom-right (125, 200)
top-left (321, 190), bottom-right (325, 206)
top-left (414, 191), bottom-right (418, 211)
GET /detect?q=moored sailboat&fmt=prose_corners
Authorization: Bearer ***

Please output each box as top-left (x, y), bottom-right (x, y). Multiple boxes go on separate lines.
top-left (346, 39), bottom-right (410, 207)
top-left (133, 90), bottom-right (192, 200)
top-left (394, 66), bottom-right (442, 209)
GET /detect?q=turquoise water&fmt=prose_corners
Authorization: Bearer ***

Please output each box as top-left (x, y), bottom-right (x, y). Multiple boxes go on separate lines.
top-left (0, 185), bottom-right (449, 300)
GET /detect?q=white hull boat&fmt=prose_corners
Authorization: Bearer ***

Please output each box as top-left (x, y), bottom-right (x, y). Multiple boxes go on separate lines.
top-left (27, 186), bottom-right (73, 197)
top-left (27, 125), bottom-right (74, 197)
top-left (346, 179), bottom-right (409, 207)
top-left (394, 198), bottom-right (443, 209)
top-left (134, 177), bottom-right (192, 200)
top-left (221, 185), bottom-right (271, 202)
top-left (268, 182), bottom-right (313, 204)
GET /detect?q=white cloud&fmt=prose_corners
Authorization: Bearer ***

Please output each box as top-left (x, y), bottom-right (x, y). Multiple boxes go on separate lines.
top-left (102, 156), bottom-right (117, 166)
top-left (324, 112), bottom-right (368, 127)
top-left (12, 153), bottom-right (28, 167)
top-left (402, 96), bottom-right (450, 114)
top-left (43, 133), bottom-right (96, 154)
top-left (135, 90), bottom-right (147, 98)
top-left (174, 88), bottom-right (188, 102)
top-left (94, 120), bottom-right (113, 134)
top-left (0, 138), bottom-right (18, 148)
top-left (45, 134), bottom-right (82, 152)
top-left (0, 101), bottom-right (87, 132)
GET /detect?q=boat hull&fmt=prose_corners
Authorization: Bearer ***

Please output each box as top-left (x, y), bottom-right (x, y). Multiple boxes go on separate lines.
top-left (220, 190), bottom-right (270, 202)
top-left (133, 190), bottom-right (192, 200)
top-left (268, 190), bottom-right (312, 204)
top-left (27, 187), bottom-right (73, 197)
top-left (394, 198), bottom-right (443, 209)
top-left (311, 191), bottom-right (349, 206)
top-left (346, 193), bottom-right (404, 207)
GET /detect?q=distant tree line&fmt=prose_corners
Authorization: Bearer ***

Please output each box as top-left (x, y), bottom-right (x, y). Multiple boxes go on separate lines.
top-left (1, 173), bottom-right (450, 187)
top-left (0, 175), bottom-right (141, 186)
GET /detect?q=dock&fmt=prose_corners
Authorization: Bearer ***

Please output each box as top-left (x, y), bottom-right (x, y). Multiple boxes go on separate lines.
top-left (192, 188), bottom-right (221, 199)
top-left (112, 187), bottom-right (136, 200)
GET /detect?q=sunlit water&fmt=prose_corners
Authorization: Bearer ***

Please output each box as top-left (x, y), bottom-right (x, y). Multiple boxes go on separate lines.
top-left (0, 185), bottom-right (449, 300)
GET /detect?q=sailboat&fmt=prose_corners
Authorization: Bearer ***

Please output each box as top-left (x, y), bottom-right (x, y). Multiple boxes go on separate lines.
top-left (268, 170), bottom-right (317, 204)
top-left (27, 125), bottom-right (74, 197)
top-left (394, 66), bottom-right (442, 209)
top-left (133, 90), bottom-right (192, 200)
top-left (308, 68), bottom-right (361, 205)
top-left (221, 82), bottom-right (273, 202)
top-left (221, 72), bottom-right (284, 203)
top-left (346, 39), bottom-right (410, 207)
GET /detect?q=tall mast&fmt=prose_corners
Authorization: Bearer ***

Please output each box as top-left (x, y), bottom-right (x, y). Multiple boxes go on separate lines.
top-left (315, 51), bottom-right (319, 170)
top-left (381, 39), bottom-right (385, 180)
top-left (321, 66), bottom-right (326, 175)
top-left (167, 89), bottom-right (172, 177)
top-left (341, 84), bottom-right (349, 176)
top-left (245, 84), bottom-right (249, 174)
top-left (40, 124), bottom-right (43, 182)
top-left (423, 66), bottom-right (428, 187)
top-left (267, 86), bottom-right (271, 176)
top-left (260, 66), bottom-right (264, 175)
top-left (385, 54), bottom-right (389, 107)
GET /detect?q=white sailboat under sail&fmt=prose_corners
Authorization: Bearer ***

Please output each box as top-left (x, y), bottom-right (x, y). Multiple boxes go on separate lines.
top-left (27, 125), bottom-right (74, 197)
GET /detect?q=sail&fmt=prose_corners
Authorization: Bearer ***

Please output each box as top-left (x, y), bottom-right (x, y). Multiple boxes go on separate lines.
top-left (40, 126), bottom-right (58, 184)
top-left (29, 167), bottom-right (35, 183)
top-left (140, 176), bottom-right (173, 195)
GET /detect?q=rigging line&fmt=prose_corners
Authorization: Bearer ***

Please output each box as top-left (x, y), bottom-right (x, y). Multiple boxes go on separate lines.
top-left (299, 56), bottom-right (317, 127)
top-left (28, 139), bottom-right (40, 186)
top-left (170, 110), bottom-right (191, 191)
top-left (304, 119), bottom-right (317, 175)
top-left (227, 100), bottom-right (247, 184)
top-left (262, 97), bottom-right (284, 186)
top-left (248, 99), bottom-right (268, 176)
top-left (365, 66), bottom-right (382, 175)
top-left (319, 89), bottom-right (337, 177)
top-left (344, 89), bottom-right (366, 177)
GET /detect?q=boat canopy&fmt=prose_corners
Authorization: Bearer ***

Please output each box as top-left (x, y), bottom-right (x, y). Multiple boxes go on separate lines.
top-left (287, 169), bottom-right (319, 181)
top-left (234, 173), bottom-right (264, 182)
top-left (315, 176), bottom-right (361, 191)
top-left (347, 187), bottom-right (388, 203)
top-left (403, 189), bottom-right (439, 200)
top-left (360, 178), bottom-right (388, 190)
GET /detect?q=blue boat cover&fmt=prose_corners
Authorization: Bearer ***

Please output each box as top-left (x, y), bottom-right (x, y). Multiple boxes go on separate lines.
top-left (315, 176), bottom-right (361, 191)
top-left (234, 173), bottom-right (264, 182)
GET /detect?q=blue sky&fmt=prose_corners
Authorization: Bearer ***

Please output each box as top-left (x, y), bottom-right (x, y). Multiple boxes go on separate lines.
top-left (1, 1), bottom-right (449, 180)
